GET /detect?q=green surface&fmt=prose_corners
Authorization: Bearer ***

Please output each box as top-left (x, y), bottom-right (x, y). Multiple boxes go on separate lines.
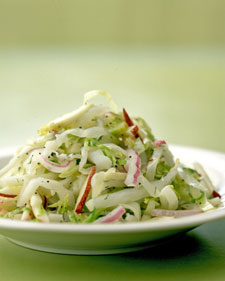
top-left (0, 47), bottom-right (225, 281)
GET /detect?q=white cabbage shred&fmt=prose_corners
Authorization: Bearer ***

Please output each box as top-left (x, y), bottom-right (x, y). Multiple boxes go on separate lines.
top-left (0, 90), bottom-right (222, 223)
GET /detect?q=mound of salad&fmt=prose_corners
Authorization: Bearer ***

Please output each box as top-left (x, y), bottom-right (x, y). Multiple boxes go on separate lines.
top-left (0, 91), bottom-right (222, 223)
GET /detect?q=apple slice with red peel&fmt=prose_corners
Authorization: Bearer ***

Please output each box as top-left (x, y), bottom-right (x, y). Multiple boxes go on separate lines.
top-left (123, 108), bottom-right (134, 126)
top-left (212, 190), bottom-right (221, 198)
top-left (123, 108), bottom-right (143, 141)
top-left (75, 166), bottom-right (96, 214)
top-left (0, 193), bottom-right (17, 198)
top-left (130, 125), bottom-right (139, 138)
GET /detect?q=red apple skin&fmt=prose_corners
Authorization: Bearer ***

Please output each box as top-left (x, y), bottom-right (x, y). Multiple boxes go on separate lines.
top-left (123, 108), bottom-right (134, 126)
top-left (0, 193), bottom-right (17, 198)
top-left (123, 108), bottom-right (142, 140)
top-left (131, 125), bottom-right (139, 138)
top-left (75, 166), bottom-right (96, 214)
top-left (212, 190), bottom-right (221, 198)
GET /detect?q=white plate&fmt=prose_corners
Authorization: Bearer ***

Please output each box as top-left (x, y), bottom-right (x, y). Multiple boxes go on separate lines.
top-left (0, 145), bottom-right (224, 255)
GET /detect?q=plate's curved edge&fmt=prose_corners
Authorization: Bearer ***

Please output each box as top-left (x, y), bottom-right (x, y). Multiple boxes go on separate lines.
top-left (6, 231), bottom-right (189, 255)
top-left (0, 206), bottom-right (225, 234)
top-left (6, 237), bottom-right (153, 255)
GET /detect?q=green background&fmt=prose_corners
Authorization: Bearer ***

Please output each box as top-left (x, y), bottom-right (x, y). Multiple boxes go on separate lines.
top-left (0, 0), bottom-right (225, 47)
top-left (0, 48), bottom-right (224, 152)
top-left (0, 1), bottom-right (225, 280)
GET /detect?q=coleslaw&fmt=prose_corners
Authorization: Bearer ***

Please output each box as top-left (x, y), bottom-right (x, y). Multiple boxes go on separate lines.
top-left (0, 90), bottom-right (222, 223)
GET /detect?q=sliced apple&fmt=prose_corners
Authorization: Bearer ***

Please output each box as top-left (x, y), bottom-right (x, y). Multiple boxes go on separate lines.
top-left (123, 108), bottom-right (134, 126)
top-left (75, 166), bottom-right (96, 214)
top-left (0, 192), bottom-right (17, 198)
top-left (212, 190), bottom-right (221, 198)
top-left (130, 125), bottom-right (139, 138)
top-left (123, 108), bottom-right (142, 140)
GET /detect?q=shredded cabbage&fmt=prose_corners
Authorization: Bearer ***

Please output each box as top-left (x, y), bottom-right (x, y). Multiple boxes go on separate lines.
top-left (0, 90), bottom-right (222, 223)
